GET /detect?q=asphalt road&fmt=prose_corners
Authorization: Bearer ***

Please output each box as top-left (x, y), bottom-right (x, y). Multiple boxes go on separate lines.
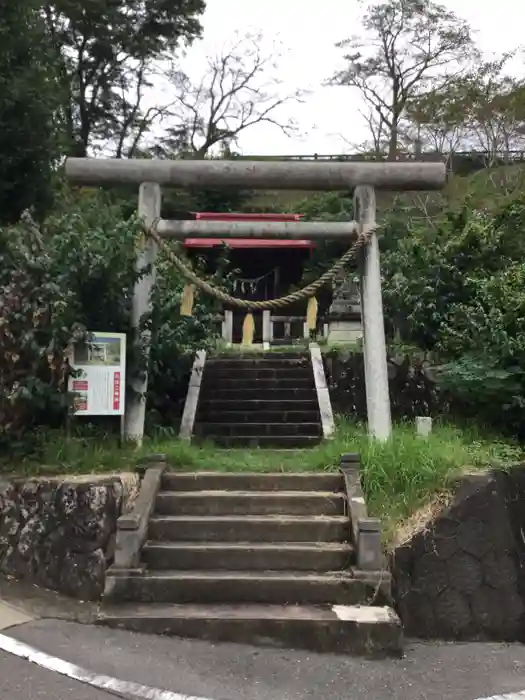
top-left (0, 650), bottom-right (114, 700)
top-left (2, 618), bottom-right (525, 700)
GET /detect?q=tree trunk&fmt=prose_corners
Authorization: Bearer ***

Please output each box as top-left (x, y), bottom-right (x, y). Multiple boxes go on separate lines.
top-left (388, 121), bottom-right (398, 161)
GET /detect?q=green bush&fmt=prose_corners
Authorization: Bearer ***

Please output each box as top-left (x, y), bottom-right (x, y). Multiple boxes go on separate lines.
top-left (382, 196), bottom-right (525, 435)
top-left (0, 190), bottom-right (225, 455)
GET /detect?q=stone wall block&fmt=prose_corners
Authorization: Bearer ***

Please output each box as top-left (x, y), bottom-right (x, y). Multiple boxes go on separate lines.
top-left (0, 473), bottom-right (140, 601)
top-left (392, 466), bottom-right (525, 642)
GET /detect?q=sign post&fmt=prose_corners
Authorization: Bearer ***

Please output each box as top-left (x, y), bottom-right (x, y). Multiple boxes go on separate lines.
top-left (66, 332), bottom-right (127, 442)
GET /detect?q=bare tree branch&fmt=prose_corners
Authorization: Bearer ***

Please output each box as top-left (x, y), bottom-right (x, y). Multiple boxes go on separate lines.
top-left (329, 0), bottom-right (478, 159)
top-left (162, 32), bottom-right (305, 158)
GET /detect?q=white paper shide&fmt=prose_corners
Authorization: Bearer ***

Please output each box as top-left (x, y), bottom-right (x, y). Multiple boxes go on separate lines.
top-left (67, 332), bottom-right (126, 416)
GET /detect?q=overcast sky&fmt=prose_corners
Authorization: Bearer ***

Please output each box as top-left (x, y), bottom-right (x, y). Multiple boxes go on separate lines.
top-left (175, 0), bottom-right (523, 156)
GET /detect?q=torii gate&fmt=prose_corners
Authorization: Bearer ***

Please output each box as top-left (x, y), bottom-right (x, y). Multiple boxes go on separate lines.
top-left (64, 158), bottom-right (446, 445)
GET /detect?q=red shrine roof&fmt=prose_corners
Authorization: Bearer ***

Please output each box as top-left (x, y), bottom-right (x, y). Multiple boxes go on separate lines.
top-left (184, 211), bottom-right (315, 249)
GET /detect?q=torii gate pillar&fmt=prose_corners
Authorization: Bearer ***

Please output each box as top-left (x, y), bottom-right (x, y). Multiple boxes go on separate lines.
top-left (354, 185), bottom-right (391, 441)
top-left (124, 182), bottom-right (161, 445)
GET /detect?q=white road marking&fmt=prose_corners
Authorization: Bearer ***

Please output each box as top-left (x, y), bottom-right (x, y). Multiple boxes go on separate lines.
top-left (0, 632), bottom-right (212, 700)
top-left (0, 623), bottom-right (523, 700)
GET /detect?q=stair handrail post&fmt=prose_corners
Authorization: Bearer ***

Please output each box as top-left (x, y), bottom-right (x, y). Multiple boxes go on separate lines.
top-left (262, 309), bottom-right (272, 349)
top-left (222, 310), bottom-right (233, 345)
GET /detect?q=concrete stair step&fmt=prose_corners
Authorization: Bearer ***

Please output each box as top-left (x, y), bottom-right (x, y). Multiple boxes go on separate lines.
top-left (116, 569), bottom-right (390, 605)
top-left (143, 541), bottom-right (354, 571)
top-left (199, 387), bottom-right (317, 401)
top-left (207, 354), bottom-right (309, 364)
top-left (195, 409), bottom-right (321, 423)
top-left (205, 367), bottom-right (310, 380)
top-left (197, 399), bottom-right (319, 412)
top-left (96, 602), bottom-right (403, 656)
top-left (195, 434), bottom-right (322, 448)
top-left (194, 422), bottom-right (322, 438)
top-left (148, 514), bottom-right (350, 542)
top-left (155, 490), bottom-right (345, 516)
top-left (161, 472), bottom-right (343, 492)
top-left (202, 377), bottom-right (314, 390)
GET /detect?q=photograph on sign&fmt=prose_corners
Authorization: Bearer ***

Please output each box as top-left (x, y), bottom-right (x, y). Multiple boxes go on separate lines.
top-left (67, 332), bottom-right (126, 416)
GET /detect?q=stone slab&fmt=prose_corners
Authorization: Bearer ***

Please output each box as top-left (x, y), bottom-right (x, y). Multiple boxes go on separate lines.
top-left (107, 569), bottom-right (390, 605)
top-left (179, 349), bottom-right (206, 440)
top-left (310, 344), bottom-right (335, 439)
top-left (0, 600), bottom-right (33, 631)
top-left (148, 514), bottom-right (349, 543)
top-left (96, 602), bottom-right (403, 657)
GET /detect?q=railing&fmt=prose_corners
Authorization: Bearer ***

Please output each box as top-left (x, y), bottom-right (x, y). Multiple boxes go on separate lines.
top-left (217, 310), bottom-right (363, 345)
top-left (230, 150), bottom-right (525, 163)
top-left (263, 312), bottom-right (310, 344)
top-left (216, 310), bottom-right (311, 345)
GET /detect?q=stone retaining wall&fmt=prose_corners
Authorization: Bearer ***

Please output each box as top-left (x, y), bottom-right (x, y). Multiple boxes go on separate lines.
top-left (0, 473), bottom-right (140, 601)
top-left (323, 349), bottom-right (443, 421)
top-left (392, 468), bottom-right (525, 641)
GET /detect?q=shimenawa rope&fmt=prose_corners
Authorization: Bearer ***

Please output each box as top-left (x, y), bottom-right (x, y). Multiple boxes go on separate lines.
top-left (145, 219), bottom-right (376, 312)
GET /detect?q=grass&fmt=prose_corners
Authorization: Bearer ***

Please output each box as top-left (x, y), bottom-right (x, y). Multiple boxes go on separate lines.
top-left (3, 419), bottom-right (522, 537)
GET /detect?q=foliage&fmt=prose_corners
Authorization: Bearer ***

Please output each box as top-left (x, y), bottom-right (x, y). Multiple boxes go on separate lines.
top-left (289, 192), bottom-right (355, 288)
top-left (382, 195), bottom-right (525, 434)
top-left (0, 2), bottom-right (62, 223)
top-left (407, 54), bottom-right (525, 158)
top-left (330, 0), bottom-right (476, 157)
top-left (0, 190), bottom-right (226, 455)
top-left (280, 177), bottom-right (525, 437)
top-left (0, 214), bottom-right (78, 453)
top-left (43, 0), bottom-right (205, 156)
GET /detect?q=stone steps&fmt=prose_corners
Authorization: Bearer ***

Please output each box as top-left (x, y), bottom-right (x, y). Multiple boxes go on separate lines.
top-left (194, 422), bottom-right (323, 438)
top-left (101, 470), bottom-right (402, 656)
top-left (207, 353), bottom-right (310, 364)
top-left (97, 603), bottom-right (402, 656)
top-left (195, 409), bottom-right (321, 423)
top-left (161, 472), bottom-right (343, 492)
top-left (205, 367), bottom-right (309, 380)
top-left (143, 541), bottom-right (354, 571)
top-left (117, 569), bottom-right (389, 605)
top-left (193, 350), bottom-right (322, 447)
top-left (155, 490), bottom-right (345, 516)
top-left (199, 435), bottom-right (322, 448)
top-left (148, 514), bottom-right (350, 542)
top-left (198, 387), bottom-right (317, 401)
top-left (202, 377), bottom-right (315, 390)
top-left (198, 399), bottom-right (318, 412)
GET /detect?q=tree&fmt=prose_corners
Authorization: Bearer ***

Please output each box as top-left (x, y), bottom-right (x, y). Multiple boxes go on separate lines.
top-left (466, 69), bottom-right (525, 163)
top-left (403, 53), bottom-right (525, 169)
top-left (0, 2), bottom-right (61, 223)
top-left (0, 190), bottom-right (227, 455)
top-left (404, 83), bottom-right (469, 156)
top-left (330, 0), bottom-right (477, 159)
top-left (155, 32), bottom-right (303, 158)
top-left (42, 0), bottom-right (205, 157)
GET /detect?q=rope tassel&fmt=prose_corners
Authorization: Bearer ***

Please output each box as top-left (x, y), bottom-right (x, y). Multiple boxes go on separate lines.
top-left (180, 283), bottom-right (195, 317)
top-left (306, 295), bottom-right (318, 331)
top-left (242, 311), bottom-right (255, 345)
